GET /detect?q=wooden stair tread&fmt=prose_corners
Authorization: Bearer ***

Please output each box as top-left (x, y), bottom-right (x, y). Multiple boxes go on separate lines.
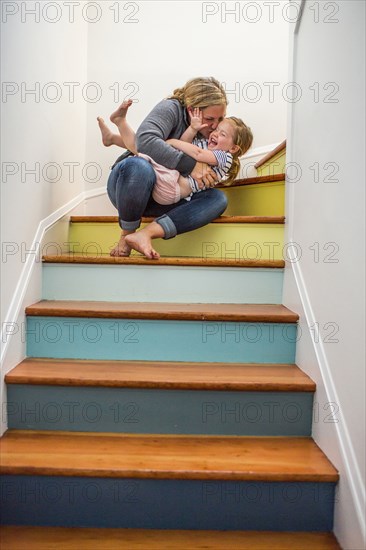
top-left (255, 141), bottom-right (286, 168)
top-left (6, 358), bottom-right (315, 391)
top-left (0, 431), bottom-right (338, 481)
top-left (218, 172), bottom-right (285, 187)
top-left (25, 301), bottom-right (299, 322)
top-left (0, 526), bottom-right (342, 549)
top-left (71, 214), bottom-right (285, 224)
top-left (42, 254), bottom-right (285, 268)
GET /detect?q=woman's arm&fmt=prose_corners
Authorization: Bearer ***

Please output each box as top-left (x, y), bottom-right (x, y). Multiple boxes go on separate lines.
top-left (166, 139), bottom-right (218, 166)
top-left (135, 99), bottom-right (196, 176)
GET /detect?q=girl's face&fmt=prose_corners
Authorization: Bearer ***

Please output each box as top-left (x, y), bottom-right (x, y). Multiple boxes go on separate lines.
top-left (208, 119), bottom-right (240, 154)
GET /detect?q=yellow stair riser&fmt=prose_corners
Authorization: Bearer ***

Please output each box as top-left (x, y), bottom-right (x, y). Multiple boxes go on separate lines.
top-left (256, 150), bottom-right (286, 177)
top-left (69, 223), bottom-right (285, 260)
top-left (223, 182), bottom-right (285, 217)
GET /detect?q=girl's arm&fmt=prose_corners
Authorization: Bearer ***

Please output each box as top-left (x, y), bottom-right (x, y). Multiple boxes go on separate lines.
top-left (179, 108), bottom-right (208, 143)
top-left (179, 126), bottom-right (198, 143)
top-left (166, 139), bottom-right (218, 166)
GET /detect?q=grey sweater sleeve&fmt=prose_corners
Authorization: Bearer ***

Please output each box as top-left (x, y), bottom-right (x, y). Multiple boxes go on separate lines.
top-left (135, 99), bottom-right (196, 176)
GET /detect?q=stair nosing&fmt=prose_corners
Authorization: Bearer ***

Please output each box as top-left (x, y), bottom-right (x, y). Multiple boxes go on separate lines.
top-left (0, 526), bottom-right (343, 550)
top-left (218, 173), bottom-right (285, 187)
top-left (70, 214), bottom-right (285, 224)
top-left (6, 359), bottom-right (315, 392)
top-left (25, 301), bottom-right (299, 323)
top-left (0, 466), bottom-right (337, 482)
top-left (42, 254), bottom-right (285, 268)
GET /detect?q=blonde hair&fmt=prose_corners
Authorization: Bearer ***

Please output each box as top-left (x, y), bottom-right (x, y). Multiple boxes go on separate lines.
top-left (222, 117), bottom-right (253, 186)
top-left (169, 77), bottom-right (227, 109)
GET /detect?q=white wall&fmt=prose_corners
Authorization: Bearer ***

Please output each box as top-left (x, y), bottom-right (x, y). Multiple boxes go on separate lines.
top-left (86, 0), bottom-right (290, 187)
top-left (1, 1), bottom-right (89, 323)
top-left (284, 1), bottom-right (365, 548)
top-left (0, 2), bottom-right (89, 431)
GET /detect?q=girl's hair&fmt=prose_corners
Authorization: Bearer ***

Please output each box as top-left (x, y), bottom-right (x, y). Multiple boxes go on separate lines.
top-left (223, 117), bottom-right (253, 186)
top-left (169, 77), bottom-right (227, 109)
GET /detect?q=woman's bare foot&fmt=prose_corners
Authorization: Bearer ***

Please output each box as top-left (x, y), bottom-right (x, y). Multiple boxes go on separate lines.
top-left (110, 99), bottom-right (133, 124)
top-left (110, 232), bottom-right (132, 257)
top-left (125, 229), bottom-right (160, 260)
top-left (97, 117), bottom-right (117, 147)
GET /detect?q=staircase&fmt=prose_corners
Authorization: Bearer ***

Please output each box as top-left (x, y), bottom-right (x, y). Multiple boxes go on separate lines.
top-left (0, 143), bottom-right (342, 548)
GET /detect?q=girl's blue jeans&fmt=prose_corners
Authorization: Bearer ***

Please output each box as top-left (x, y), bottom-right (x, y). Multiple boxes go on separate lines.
top-left (107, 156), bottom-right (228, 239)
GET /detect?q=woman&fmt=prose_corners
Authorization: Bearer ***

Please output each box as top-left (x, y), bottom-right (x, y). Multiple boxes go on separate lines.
top-left (106, 77), bottom-right (228, 259)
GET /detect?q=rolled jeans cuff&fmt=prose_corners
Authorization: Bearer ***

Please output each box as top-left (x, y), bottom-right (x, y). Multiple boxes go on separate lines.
top-left (119, 218), bottom-right (141, 231)
top-left (155, 214), bottom-right (177, 239)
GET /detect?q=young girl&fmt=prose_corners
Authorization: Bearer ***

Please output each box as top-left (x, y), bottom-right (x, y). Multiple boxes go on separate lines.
top-left (98, 100), bottom-right (253, 206)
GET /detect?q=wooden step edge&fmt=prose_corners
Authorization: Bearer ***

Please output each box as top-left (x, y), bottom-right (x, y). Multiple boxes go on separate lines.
top-left (0, 465), bottom-right (338, 482)
top-left (0, 526), bottom-right (343, 550)
top-left (70, 214), bottom-right (286, 223)
top-left (25, 301), bottom-right (299, 323)
top-left (42, 254), bottom-right (285, 269)
top-left (5, 359), bottom-right (316, 392)
top-left (0, 431), bottom-right (339, 483)
top-left (218, 172), bottom-right (285, 187)
top-left (255, 141), bottom-right (286, 168)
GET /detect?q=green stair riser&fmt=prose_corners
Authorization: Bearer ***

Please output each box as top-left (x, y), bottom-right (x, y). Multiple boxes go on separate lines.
top-left (6, 385), bottom-right (313, 436)
top-left (42, 265), bottom-right (284, 304)
top-left (222, 183), bottom-right (284, 217)
top-left (68, 223), bottom-right (284, 259)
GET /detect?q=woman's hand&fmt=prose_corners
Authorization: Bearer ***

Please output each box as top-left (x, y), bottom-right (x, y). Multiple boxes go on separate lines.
top-left (190, 162), bottom-right (218, 189)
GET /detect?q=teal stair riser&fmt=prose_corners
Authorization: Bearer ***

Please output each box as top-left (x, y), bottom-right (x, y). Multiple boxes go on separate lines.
top-left (42, 265), bottom-right (284, 304)
top-left (26, 317), bottom-right (297, 363)
top-left (6, 386), bottom-right (313, 436)
top-left (0, 475), bottom-right (336, 531)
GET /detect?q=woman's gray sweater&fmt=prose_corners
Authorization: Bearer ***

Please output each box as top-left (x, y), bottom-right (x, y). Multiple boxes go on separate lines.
top-left (135, 98), bottom-right (196, 177)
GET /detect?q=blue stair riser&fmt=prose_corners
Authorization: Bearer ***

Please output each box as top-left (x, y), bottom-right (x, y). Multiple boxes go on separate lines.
top-left (26, 317), bottom-right (297, 363)
top-left (0, 475), bottom-right (336, 531)
top-left (42, 265), bottom-right (284, 304)
top-left (6, 386), bottom-right (313, 436)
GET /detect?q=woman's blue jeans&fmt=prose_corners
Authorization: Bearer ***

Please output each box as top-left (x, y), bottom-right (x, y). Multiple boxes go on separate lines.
top-left (107, 156), bottom-right (228, 239)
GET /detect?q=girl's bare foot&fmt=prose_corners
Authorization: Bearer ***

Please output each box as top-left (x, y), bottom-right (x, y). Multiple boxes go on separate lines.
top-left (110, 232), bottom-right (132, 257)
top-left (110, 99), bottom-right (133, 124)
top-left (125, 229), bottom-right (160, 260)
top-left (97, 117), bottom-right (116, 147)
